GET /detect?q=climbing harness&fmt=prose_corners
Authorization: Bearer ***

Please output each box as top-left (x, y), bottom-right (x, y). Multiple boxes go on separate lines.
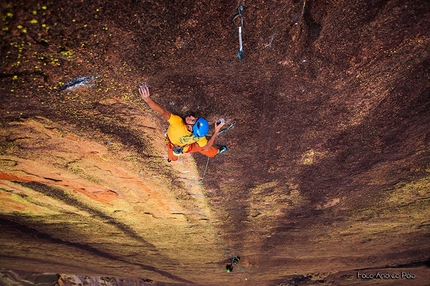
top-left (233, 6), bottom-right (244, 60)
top-left (164, 134), bottom-right (193, 157)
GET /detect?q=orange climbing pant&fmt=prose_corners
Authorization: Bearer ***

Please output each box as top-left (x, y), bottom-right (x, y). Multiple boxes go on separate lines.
top-left (167, 142), bottom-right (218, 162)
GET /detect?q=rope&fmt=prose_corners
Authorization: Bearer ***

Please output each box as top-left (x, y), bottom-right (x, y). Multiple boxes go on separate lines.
top-left (201, 156), bottom-right (210, 182)
top-left (196, 121), bottom-right (245, 271)
top-left (196, 167), bottom-right (236, 264)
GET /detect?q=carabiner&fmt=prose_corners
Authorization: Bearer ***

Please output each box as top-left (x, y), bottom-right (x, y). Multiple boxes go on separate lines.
top-left (233, 6), bottom-right (244, 28)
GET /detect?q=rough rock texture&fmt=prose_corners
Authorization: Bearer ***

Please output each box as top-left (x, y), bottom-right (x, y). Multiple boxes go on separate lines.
top-left (0, 0), bottom-right (429, 285)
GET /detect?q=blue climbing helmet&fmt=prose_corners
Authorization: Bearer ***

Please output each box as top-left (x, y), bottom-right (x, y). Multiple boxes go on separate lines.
top-left (192, 117), bottom-right (209, 137)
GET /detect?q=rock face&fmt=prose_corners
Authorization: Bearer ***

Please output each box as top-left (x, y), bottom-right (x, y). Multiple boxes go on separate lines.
top-left (0, 0), bottom-right (429, 285)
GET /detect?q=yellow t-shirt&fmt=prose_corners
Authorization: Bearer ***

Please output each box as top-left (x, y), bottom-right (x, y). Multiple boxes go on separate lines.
top-left (167, 114), bottom-right (208, 150)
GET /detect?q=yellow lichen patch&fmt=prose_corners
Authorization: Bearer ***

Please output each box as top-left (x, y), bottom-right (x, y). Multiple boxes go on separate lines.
top-left (283, 186), bottom-right (307, 207)
top-left (300, 149), bottom-right (328, 165)
top-left (249, 181), bottom-right (308, 216)
top-left (250, 181), bottom-right (279, 193)
top-left (0, 181), bottom-right (68, 215)
top-left (0, 192), bottom-right (39, 213)
top-left (311, 174), bottom-right (430, 248)
top-left (387, 175), bottom-right (430, 206)
top-left (6, 180), bottom-right (73, 215)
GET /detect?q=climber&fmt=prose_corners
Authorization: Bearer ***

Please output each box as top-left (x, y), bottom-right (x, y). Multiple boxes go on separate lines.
top-left (226, 256), bottom-right (241, 273)
top-left (139, 84), bottom-right (227, 162)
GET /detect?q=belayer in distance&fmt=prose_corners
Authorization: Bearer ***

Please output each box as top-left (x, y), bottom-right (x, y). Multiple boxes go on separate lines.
top-left (139, 84), bottom-right (227, 162)
top-left (226, 256), bottom-right (241, 273)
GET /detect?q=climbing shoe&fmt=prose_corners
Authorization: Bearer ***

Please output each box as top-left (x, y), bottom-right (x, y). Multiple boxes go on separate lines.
top-left (218, 146), bottom-right (227, 154)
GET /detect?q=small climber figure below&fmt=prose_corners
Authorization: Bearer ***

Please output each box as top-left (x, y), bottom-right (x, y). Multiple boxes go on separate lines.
top-left (139, 84), bottom-right (227, 162)
top-left (226, 256), bottom-right (241, 273)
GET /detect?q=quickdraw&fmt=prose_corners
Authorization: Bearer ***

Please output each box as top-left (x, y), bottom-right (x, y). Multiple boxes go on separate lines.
top-left (218, 120), bottom-right (236, 136)
top-left (233, 6), bottom-right (244, 60)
